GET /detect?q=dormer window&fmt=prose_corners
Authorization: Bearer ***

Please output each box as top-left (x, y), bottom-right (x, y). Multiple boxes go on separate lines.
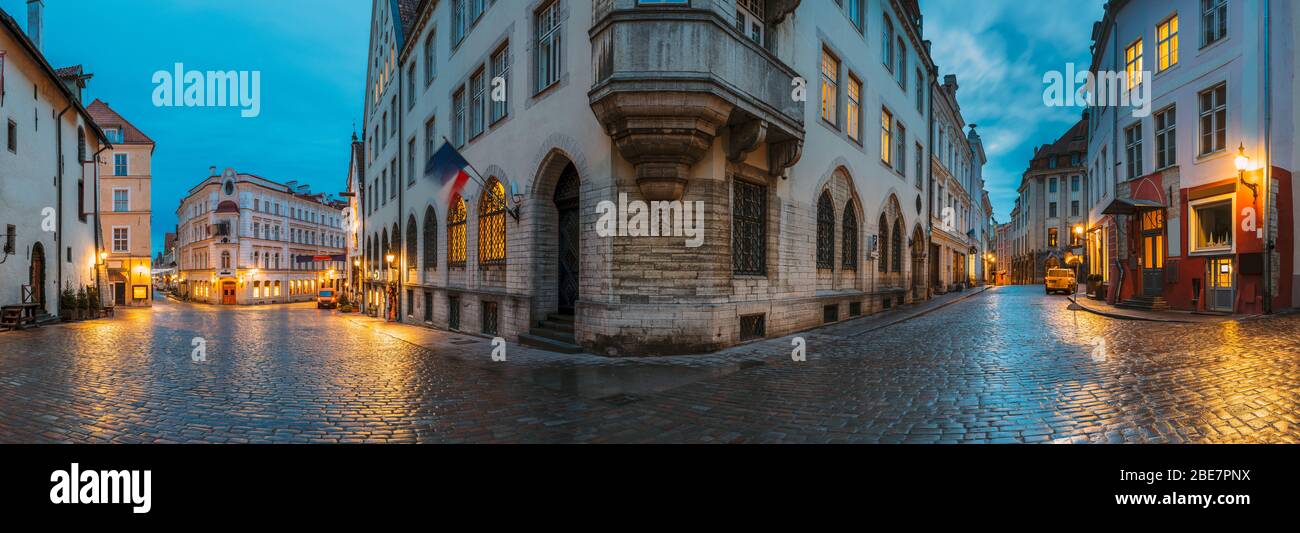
top-left (104, 127), bottom-right (124, 144)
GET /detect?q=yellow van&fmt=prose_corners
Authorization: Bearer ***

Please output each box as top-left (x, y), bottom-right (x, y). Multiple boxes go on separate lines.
top-left (1045, 268), bottom-right (1075, 295)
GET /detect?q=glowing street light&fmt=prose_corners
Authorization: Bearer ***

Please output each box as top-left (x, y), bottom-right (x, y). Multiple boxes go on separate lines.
top-left (1236, 143), bottom-right (1258, 199)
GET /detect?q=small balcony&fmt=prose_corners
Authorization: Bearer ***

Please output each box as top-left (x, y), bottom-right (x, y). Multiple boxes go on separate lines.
top-left (589, 3), bottom-right (804, 200)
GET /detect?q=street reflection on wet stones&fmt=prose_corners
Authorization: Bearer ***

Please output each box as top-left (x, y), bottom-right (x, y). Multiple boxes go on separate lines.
top-left (0, 286), bottom-right (1296, 443)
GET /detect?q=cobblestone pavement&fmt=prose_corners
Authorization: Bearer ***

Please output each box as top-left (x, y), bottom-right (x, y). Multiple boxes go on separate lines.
top-left (1, 286), bottom-right (1297, 443)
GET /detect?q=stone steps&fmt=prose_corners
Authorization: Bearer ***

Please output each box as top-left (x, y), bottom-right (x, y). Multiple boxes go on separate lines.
top-left (520, 313), bottom-right (581, 353)
top-left (1116, 296), bottom-right (1170, 311)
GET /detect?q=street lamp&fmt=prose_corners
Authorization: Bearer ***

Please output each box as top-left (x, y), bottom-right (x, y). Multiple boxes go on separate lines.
top-left (1236, 143), bottom-right (1257, 199)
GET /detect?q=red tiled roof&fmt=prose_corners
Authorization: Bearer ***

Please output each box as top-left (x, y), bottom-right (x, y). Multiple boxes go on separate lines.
top-left (87, 99), bottom-right (155, 145)
top-left (54, 65), bottom-right (83, 78)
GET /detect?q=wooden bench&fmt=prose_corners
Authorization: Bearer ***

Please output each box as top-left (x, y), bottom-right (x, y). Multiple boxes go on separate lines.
top-left (1, 304), bottom-right (40, 331)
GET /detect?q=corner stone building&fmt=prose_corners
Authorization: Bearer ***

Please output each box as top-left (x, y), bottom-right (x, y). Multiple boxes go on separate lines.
top-left (361, 0), bottom-right (939, 355)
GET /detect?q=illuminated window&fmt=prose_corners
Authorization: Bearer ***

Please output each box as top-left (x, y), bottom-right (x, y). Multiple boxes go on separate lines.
top-left (820, 49), bottom-right (839, 127)
top-left (1124, 38), bottom-right (1143, 89)
top-left (1048, 227), bottom-right (1058, 248)
top-left (447, 194), bottom-right (467, 266)
top-left (478, 179), bottom-right (507, 264)
top-left (1157, 16), bottom-right (1179, 71)
top-left (846, 74), bottom-right (861, 142)
top-left (880, 108), bottom-right (893, 165)
top-left (1191, 198), bottom-right (1232, 253)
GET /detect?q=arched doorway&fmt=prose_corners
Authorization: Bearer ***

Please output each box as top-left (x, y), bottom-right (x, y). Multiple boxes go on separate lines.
top-left (29, 242), bottom-right (46, 312)
top-left (553, 163), bottom-right (580, 314)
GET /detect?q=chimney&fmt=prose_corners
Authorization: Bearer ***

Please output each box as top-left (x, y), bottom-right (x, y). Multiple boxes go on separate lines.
top-left (943, 74), bottom-right (959, 95)
top-left (27, 0), bottom-right (44, 51)
top-left (209, 166), bottom-right (218, 177)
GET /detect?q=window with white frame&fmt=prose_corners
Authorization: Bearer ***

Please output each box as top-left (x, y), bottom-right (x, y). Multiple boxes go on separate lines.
top-left (820, 49), bottom-right (839, 127)
top-left (490, 44), bottom-right (510, 123)
top-left (880, 107), bottom-right (893, 165)
top-left (1198, 83), bottom-right (1226, 155)
top-left (113, 227), bottom-right (129, 252)
top-left (469, 68), bottom-right (485, 139)
top-left (736, 0), bottom-right (764, 44)
top-left (1190, 196), bottom-right (1232, 253)
top-left (1202, 0), bottom-right (1227, 46)
top-left (846, 74), bottom-right (860, 142)
top-left (1125, 122), bottom-right (1143, 179)
top-left (113, 189), bottom-right (129, 212)
top-left (534, 1), bottom-right (563, 93)
top-left (881, 16), bottom-right (894, 72)
top-left (1155, 105), bottom-right (1177, 168)
top-left (113, 153), bottom-right (128, 176)
top-left (1157, 15), bottom-right (1179, 71)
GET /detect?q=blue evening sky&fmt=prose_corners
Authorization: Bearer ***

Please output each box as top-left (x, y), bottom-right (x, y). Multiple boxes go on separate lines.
top-left (924, 0), bottom-right (1106, 222)
top-left (1, 0), bottom-right (369, 256)
top-left (4, 0), bottom-right (1105, 253)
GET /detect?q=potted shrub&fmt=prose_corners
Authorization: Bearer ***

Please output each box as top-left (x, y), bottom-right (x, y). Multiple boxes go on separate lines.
top-left (87, 285), bottom-right (102, 317)
top-left (74, 287), bottom-right (89, 320)
top-left (59, 285), bottom-right (77, 322)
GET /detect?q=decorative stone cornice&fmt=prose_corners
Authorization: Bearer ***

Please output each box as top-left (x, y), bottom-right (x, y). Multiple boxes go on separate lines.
top-left (766, 0), bottom-right (801, 25)
top-left (726, 119), bottom-right (767, 163)
top-left (768, 138), bottom-right (803, 179)
top-left (590, 91), bottom-right (733, 201)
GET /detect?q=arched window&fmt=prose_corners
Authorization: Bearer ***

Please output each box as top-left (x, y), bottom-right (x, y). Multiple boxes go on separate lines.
top-left (892, 218), bottom-right (903, 273)
top-left (447, 194), bottom-right (467, 266)
top-left (406, 215), bottom-right (418, 270)
top-left (878, 214), bottom-right (890, 273)
top-left (423, 205), bottom-right (438, 270)
top-left (816, 190), bottom-right (834, 269)
top-left (478, 178), bottom-right (506, 264)
top-left (842, 203), bottom-right (858, 270)
top-left (381, 228), bottom-right (390, 268)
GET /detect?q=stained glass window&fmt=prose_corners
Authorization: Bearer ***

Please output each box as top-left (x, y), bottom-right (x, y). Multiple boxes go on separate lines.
top-left (448, 195), bottom-right (467, 266)
top-left (478, 179), bottom-right (507, 264)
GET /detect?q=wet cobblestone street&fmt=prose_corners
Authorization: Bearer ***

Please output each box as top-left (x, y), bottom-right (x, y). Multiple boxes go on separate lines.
top-left (1, 286), bottom-right (1297, 443)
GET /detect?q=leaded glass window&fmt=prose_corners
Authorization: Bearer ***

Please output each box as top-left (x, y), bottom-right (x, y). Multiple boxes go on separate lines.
top-left (892, 218), bottom-right (902, 273)
top-left (448, 195), bottom-right (467, 266)
top-left (732, 179), bottom-right (766, 275)
top-left (878, 214), bottom-right (889, 273)
top-left (842, 205), bottom-right (858, 270)
top-left (423, 206), bottom-right (438, 270)
top-left (816, 191), bottom-right (835, 269)
top-left (478, 179), bottom-right (507, 264)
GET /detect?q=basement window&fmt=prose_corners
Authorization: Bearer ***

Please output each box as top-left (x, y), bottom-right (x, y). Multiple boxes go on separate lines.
top-left (739, 314), bottom-right (766, 341)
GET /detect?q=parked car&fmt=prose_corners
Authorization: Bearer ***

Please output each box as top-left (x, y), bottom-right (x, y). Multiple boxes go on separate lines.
top-left (1045, 268), bottom-right (1075, 295)
top-left (316, 289), bottom-right (338, 309)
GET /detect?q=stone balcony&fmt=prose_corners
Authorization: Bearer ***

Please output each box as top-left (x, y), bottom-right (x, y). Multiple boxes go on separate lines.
top-left (589, 3), bottom-right (804, 200)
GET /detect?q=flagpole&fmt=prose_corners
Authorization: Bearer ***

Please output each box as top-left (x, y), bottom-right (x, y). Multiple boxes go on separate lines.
top-left (441, 136), bottom-right (488, 187)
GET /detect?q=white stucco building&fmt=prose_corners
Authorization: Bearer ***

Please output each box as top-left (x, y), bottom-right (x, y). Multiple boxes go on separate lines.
top-left (175, 168), bottom-right (347, 305)
top-left (1085, 0), bottom-right (1296, 314)
top-left (358, 0), bottom-right (995, 355)
top-left (1, 4), bottom-right (112, 320)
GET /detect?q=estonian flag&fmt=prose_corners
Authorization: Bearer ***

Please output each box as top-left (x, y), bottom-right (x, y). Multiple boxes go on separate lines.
top-left (425, 142), bottom-right (472, 203)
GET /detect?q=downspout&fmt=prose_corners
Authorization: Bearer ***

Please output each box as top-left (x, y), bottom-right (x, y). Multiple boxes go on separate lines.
top-left (1262, 0), bottom-right (1273, 314)
top-left (1110, 19), bottom-right (1122, 303)
top-left (92, 143), bottom-right (111, 306)
top-left (56, 104), bottom-right (70, 305)
top-left (396, 57), bottom-right (404, 324)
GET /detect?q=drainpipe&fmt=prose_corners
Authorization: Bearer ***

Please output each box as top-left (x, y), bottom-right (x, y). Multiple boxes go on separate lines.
top-left (91, 143), bottom-right (110, 306)
top-left (396, 57), bottom-right (404, 324)
top-left (1262, 0), bottom-right (1273, 314)
top-left (55, 104), bottom-right (70, 306)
